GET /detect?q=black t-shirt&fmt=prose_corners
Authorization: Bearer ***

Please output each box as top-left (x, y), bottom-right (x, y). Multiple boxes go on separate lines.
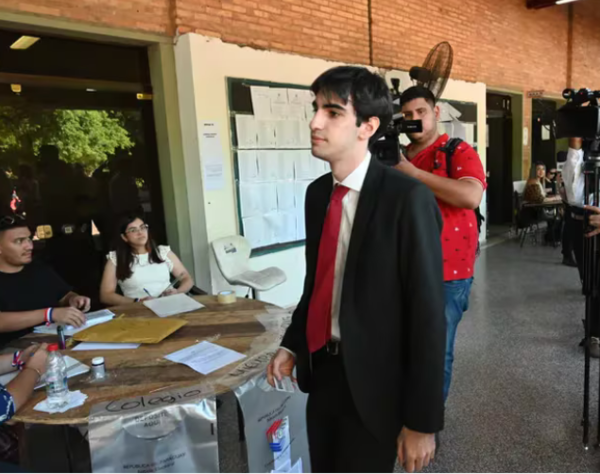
top-left (0, 262), bottom-right (71, 346)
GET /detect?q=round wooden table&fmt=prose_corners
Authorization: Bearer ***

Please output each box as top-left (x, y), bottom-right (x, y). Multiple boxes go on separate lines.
top-left (9, 296), bottom-right (279, 425)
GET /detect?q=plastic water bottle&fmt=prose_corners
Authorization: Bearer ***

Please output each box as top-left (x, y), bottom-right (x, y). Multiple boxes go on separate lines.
top-left (45, 343), bottom-right (69, 409)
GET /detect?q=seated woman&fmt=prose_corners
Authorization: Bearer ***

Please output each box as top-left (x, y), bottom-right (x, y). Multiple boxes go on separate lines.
top-left (99, 214), bottom-right (194, 306)
top-left (524, 162), bottom-right (548, 204)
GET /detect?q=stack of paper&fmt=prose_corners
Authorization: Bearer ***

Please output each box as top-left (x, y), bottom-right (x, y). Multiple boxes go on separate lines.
top-left (143, 294), bottom-right (205, 318)
top-left (33, 309), bottom-right (115, 336)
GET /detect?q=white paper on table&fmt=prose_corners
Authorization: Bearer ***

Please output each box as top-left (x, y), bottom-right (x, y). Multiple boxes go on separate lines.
top-left (465, 124), bottom-right (475, 146)
top-left (271, 103), bottom-right (290, 119)
top-left (238, 150), bottom-right (259, 182)
top-left (276, 120), bottom-right (301, 149)
top-left (257, 150), bottom-right (280, 182)
top-left (34, 310), bottom-right (114, 336)
top-left (251, 86), bottom-right (272, 118)
top-left (164, 341), bottom-right (246, 375)
top-left (294, 151), bottom-right (313, 180)
top-left (143, 293), bottom-right (204, 318)
top-left (235, 115), bottom-right (258, 149)
top-left (200, 121), bottom-right (225, 191)
top-left (243, 216), bottom-right (267, 248)
top-left (0, 356), bottom-right (90, 389)
top-left (257, 120), bottom-right (277, 148)
top-left (34, 390), bottom-right (88, 414)
top-left (270, 88), bottom-right (289, 105)
top-left (278, 151), bottom-right (295, 180)
top-left (73, 342), bottom-right (140, 351)
top-left (277, 182), bottom-right (296, 211)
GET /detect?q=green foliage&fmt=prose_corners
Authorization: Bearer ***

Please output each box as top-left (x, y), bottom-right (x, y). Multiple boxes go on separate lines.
top-left (0, 106), bottom-right (134, 173)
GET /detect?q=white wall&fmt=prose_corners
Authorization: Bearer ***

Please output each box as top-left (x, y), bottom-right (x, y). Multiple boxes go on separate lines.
top-left (175, 34), bottom-right (488, 307)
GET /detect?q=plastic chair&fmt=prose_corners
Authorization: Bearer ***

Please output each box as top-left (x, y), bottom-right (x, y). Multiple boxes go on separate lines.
top-left (211, 235), bottom-right (287, 299)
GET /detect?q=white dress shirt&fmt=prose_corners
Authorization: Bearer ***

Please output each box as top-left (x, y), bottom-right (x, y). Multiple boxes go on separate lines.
top-left (330, 152), bottom-right (371, 340)
top-left (562, 147), bottom-right (585, 207)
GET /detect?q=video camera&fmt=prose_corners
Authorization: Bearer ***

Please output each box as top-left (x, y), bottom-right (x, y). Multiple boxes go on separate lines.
top-left (555, 88), bottom-right (600, 141)
top-left (370, 78), bottom-right (423, 166)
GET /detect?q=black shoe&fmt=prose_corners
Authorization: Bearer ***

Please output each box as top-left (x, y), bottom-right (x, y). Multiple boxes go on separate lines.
top-left (563, 256), bottom-right (578, 267)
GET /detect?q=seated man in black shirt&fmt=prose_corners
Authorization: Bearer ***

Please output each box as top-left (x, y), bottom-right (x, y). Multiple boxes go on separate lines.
top-left (0, 215), bottom-right (89, 346)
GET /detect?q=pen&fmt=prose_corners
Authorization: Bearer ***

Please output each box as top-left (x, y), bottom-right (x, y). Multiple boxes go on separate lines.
top-left (143, 288), bottom-right (152, 298)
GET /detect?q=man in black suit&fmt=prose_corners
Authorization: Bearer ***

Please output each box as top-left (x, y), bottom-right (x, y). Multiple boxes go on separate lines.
top-left (267, 66), bottom-right (446, 473)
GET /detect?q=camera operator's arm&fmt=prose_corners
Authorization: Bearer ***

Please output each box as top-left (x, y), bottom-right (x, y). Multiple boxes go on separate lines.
top-left (395, 153), bottom-right (484, 210)
top-left (584, 206), bottom-right (600, 237)
top-left (563, 138), bottom-right (585, 206)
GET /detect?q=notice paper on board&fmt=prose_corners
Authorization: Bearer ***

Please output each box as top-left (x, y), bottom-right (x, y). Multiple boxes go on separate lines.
top-left (200, 121), bottom-right (225, 191)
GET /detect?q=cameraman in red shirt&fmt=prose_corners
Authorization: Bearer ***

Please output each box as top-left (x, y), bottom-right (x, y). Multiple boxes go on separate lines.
top-left (395, 86), bottom-right (486, 402)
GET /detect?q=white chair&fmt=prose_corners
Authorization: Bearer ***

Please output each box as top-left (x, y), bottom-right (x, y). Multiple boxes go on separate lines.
top-left (211, 235), bottom-right (287, 299)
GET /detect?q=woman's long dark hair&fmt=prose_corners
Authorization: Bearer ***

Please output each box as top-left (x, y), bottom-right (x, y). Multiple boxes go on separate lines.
top-left (114, 213), bottom-right (164, 281)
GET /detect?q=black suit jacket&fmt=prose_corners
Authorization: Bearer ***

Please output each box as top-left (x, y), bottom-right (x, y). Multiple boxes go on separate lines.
top-left (281, 157), bottom-right (446, 444)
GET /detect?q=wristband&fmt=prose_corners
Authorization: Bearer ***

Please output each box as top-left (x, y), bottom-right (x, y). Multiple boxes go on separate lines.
top-left (12, 351), bottom-right (24, 370)
top-left (44, 308), bottom-right (54, 326)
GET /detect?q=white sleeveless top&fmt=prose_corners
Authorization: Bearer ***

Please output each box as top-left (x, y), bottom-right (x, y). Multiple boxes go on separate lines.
top-left (107, 245), bottom-right (174, 299)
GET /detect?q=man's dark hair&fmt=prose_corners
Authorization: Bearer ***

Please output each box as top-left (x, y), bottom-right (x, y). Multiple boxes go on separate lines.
top-left (311, 66), bottom-right (393, 135)
top-left (535, 161), bottom-right (546, 168)
top-left (400, 85), bottom-right (436, 109)
top-left (0, 214), bottom-right (29, 233)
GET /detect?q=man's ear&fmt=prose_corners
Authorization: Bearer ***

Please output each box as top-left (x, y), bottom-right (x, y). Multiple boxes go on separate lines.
top-left (434, 105), bottom-right (441, 121)
top-left (359, 116), bottom-right (381, 141)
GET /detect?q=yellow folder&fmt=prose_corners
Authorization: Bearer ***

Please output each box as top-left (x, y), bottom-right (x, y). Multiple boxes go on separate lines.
top-left (73, 318), bottom-right (187, 344)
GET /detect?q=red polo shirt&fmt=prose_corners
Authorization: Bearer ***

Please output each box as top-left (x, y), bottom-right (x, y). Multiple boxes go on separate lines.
top-left (408, 134), bottom-right (486, 282)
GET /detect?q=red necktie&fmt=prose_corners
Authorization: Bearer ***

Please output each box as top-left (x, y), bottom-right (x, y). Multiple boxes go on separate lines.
top-left (306, 185), bottom-right (350, 353)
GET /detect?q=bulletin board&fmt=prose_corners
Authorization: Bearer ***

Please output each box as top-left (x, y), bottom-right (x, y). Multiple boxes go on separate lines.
top-left (227, 78), bottom-right (328, 256)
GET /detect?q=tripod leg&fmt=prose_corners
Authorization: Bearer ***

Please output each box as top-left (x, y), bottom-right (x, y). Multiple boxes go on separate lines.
top-left (583, 294), bottom-right (591, 449)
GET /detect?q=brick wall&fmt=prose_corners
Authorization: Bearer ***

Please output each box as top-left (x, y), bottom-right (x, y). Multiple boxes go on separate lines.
top-left (2, 0), bottom-right (599, 93)
top-left (0, 0), bottom-right (173, 35)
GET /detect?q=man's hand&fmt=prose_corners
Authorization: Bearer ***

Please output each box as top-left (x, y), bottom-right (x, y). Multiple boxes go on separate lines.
top-left (267, 349), bottom-right (296, 387)
top-left (19, 344), bottom-right (41, 364)
top-left (68, 294), bottom-right (91, 312)
top-left (52, 307), bottom-right (86, 328)
top-left (394, 152), bottom-right (419, 178)
top-left (162, 288), bottom-right (178, 297)
top-left (585, 206), bottom-right (600, 237)
top-left (397, 427), bottom-right (436, 473)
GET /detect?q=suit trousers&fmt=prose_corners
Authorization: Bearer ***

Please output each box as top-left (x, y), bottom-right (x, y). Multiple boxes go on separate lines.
top-left (306, 347), bottom-right (397, 473)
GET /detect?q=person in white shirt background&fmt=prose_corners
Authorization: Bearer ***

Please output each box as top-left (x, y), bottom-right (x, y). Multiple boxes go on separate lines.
top-left (562, 137), bottom-right (600, 358)
top-left (99, 213), bottom-right (194, 306)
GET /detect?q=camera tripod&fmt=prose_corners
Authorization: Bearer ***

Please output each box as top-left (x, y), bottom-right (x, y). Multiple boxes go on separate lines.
top-left (581, 148), bottom-right (600, 449)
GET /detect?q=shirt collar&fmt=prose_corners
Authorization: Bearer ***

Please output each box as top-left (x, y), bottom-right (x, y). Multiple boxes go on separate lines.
top-left (332, 152), bottom-right (371, 193)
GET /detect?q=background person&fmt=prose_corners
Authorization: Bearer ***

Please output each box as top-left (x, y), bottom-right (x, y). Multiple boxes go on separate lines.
top-left (99, 213), bottom-right (194, 306)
